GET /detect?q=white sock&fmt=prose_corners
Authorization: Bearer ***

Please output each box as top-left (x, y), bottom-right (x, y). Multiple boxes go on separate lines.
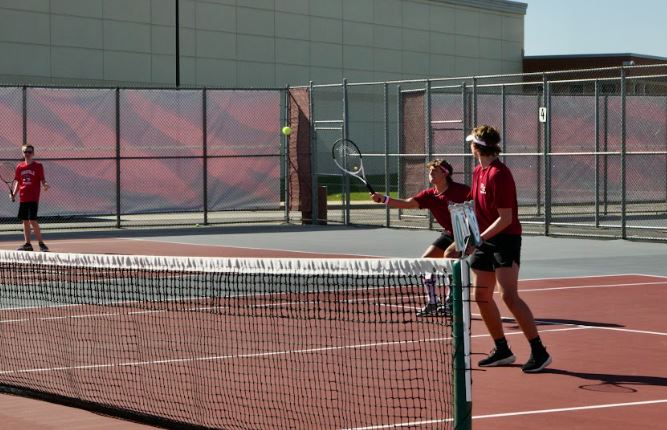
top-left (423, 273), bottom-right (438, 304)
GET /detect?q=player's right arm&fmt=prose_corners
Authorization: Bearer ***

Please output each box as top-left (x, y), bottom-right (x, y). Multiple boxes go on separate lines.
top-left (10, 180), bottom-right (18, 201)
top-left (370, 193), bottom-right (419, 209)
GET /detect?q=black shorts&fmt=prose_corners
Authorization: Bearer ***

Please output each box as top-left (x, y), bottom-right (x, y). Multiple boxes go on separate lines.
top-left (431, 232), bottom-right (455, 250)
top-left (470, 234), bottom-right (521, 272)
top-left (18, 202), bottom-right (39, 221)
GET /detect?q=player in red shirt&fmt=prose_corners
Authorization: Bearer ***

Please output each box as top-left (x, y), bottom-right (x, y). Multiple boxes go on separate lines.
top-left (11, 145), bottom-right (50, 252)
top-left (370, 159), bottom-right (470, 316)
top-left (463, 125), bottom-right (551, 373)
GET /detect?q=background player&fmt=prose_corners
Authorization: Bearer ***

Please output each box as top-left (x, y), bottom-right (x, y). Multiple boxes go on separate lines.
top-left (12, 144), bottom-right (49, 252)
top-left (371, 159), bottom-right (469, 316)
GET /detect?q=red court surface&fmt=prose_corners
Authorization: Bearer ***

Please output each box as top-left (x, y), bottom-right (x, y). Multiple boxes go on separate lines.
top-left (469, 274), bottom-right (667, 430)
top-left (0, 236), bottom-right (665, 429)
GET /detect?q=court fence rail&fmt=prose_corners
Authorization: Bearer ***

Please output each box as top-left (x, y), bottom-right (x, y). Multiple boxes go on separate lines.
top-left (304, 63), bottom-right (667, 241)
top-left (2, 64), bottom-right (667, 241)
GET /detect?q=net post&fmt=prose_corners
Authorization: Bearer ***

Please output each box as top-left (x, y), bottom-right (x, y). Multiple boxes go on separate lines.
top-left (451, 258), bottom-right (472, 430)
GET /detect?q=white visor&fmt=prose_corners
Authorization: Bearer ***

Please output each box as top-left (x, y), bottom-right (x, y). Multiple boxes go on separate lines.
top-left (465, 134), bottom-right (489, 146)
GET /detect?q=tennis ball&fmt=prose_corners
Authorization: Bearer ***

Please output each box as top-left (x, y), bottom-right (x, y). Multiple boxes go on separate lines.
top-left (281, 126), bottom-right (292, 136)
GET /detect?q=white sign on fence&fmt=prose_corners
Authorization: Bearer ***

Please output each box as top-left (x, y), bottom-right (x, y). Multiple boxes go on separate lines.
top-left (539, 107), bottom-right (547, 123)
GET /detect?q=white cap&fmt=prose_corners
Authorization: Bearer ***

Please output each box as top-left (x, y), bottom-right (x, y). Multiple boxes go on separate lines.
top-left (465, 133), bottom-right (489, 146)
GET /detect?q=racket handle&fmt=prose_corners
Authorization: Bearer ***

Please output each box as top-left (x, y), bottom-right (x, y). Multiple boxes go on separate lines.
top-left (364, 182), bottom-right (375, 194)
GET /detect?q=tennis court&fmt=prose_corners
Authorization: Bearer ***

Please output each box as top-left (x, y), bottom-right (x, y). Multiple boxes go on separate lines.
top-left (0, 226), bottom-right (665, 429)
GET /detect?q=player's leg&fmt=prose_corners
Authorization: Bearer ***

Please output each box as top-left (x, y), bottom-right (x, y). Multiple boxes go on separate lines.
top-left (17, 203), bottom-right (33, 251)
top-left (417, 234), bottom-right (450, 316)
top-left (498, 264), bottom-right (551, 372)
top-left (421, 245), bottom-right (444, 258)
top-left (30, 221), bottom-right (48, 251)
top-left (493, 235), bottom-right (550, 372)
top-left (496, 263), bottom-right (538, 339)
top-left (28, 203), bottom-right (48, 251)
top-left (473, 268), bottom-right (504, 339)
top-left (471, 247), bottom-right (515, 367)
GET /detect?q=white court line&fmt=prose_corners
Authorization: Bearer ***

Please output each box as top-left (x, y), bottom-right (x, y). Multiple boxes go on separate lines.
top-left (520, 273), bottom-right (667, 281)
top-left (123, 237), bottom-right (383, 258)
top-left (0, 335), bottom-right (454, 376)
top-left (516, 280), bottom-right (667, 293)
top-left (0, 326), bottom-right (584, 376)
top-left (342, 399), bottom-right (667, 430)
top-left (475, 313), bottom-right (667, 337)
top-left (589, 326), bottom-right (667, 337)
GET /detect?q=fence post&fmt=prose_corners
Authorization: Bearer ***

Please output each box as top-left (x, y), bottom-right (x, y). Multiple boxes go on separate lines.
top-left (342, 78), bottom-right (350, 225)
top-left (462, 82), bottom-right (470, 185)
top-left (202, 88), bottom-right (208, 225)
top-left (383, 82), bottom-right (390, 227)
top-left (536, 86), bottom-right (542, 217)
top-left (22, 86), bottom-right (27, 146)
top-left (397, 85), bottom-right (402, 201)
top-left (425, 79), bottom-right (433, 230)
top-left (501, 84), bottom-right (506, 163)
top-left (620, 67), bottom-right (627, 239)
top-left (603, 94), bottom-right (609, 215)
top-left (283, 86), bottom-right (291, 223)
top-left (468, 78), bottom-right (478, 185)
top-left (594, 80), bottom-right (600, 228)
top-left (544, 80), bottom-right (552, 235)
top-left (472, 77), bottom-right (478, 127)
top-left (115, 88), bottom-right (121, 229)
top-left (308, 81), bottom-right (318, 225)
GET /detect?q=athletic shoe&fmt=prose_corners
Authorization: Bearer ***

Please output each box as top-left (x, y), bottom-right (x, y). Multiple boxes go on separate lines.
top-left (437, 300), bottom-right (452, 316)
top-left (478, 348), bottom-right (516, 367)
top-left (416, 303), bottom-right (441, 317)
top-left (521, 350), bottom-right (552, 373)
top-left (38, 242), bottom-right (49, 252)
top-left (17, 243), bottom-right (33, 251)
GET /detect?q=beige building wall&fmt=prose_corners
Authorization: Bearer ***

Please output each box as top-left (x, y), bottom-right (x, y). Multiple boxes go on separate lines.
top-left (0, 0), bottom-right (526, 86)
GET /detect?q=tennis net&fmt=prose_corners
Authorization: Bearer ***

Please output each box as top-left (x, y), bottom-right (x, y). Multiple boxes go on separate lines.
top-left (0, 250), bottom-right (467, 429)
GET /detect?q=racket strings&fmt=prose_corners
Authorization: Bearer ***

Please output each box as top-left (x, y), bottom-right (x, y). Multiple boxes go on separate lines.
top-left (0, 161), bottom-right (16, 184)
top-left (333, 144), bottom-right (363, 173)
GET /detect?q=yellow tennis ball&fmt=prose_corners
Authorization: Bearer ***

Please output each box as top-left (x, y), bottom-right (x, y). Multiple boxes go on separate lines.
top-left (281, 126), bottom-right (292, 136)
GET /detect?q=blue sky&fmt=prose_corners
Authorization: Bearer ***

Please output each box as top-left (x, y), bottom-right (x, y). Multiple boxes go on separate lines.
top-left (523, 0), bottom-right (667, 58)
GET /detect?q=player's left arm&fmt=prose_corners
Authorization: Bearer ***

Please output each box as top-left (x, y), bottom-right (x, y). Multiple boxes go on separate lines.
top-left (479, 208), bottom-right (512, 241)
top-left (40, 165), bottom-right (49, 191)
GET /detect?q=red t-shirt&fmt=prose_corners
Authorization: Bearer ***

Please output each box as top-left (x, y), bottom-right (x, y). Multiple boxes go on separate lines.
top-left (471, 159), bottom-right (521, 235)
top-left (14, 161), bottom-right (45, 203)
top-left (413, 181), bottom-right (470, 233)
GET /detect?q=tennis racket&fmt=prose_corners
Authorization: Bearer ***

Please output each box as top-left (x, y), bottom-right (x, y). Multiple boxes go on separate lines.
top-left (0, 161), bottom-right (16, 201)
top-left (449, 201), bottom-right (492, 254)
top-left (331, 138), bottom-right (375, 194)
top-left (462, 201), bottom-right (482, 247)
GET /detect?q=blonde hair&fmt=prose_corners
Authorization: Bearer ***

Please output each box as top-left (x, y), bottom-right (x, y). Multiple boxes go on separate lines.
top-left (470, 125), bottom-right (501, 156)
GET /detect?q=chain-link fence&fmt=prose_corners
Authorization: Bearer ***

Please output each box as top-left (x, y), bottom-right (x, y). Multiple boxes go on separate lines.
top-left (4, 65), bottom-right (667, 240)
top-left (0, 87), bottom-right (295, 230)
top-left (306, 64), bottom-right (667, 241)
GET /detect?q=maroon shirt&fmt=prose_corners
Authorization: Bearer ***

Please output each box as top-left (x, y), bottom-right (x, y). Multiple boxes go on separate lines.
top-left (15, 161), bottom-right (45, 203)
top-left (413, 181), bottom-right (470, 233)
top-left (471, 159), bottom-right (521, 235)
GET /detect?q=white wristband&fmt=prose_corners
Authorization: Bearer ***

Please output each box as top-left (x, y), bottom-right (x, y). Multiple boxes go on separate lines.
top-left (383, 195), bottom-right (390, 204)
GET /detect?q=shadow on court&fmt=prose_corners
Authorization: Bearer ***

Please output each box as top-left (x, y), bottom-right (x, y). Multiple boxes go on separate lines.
top-left (544, 368), bottom-right (667, 390)
top-left (497, 315), bottom-right (625, 329)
